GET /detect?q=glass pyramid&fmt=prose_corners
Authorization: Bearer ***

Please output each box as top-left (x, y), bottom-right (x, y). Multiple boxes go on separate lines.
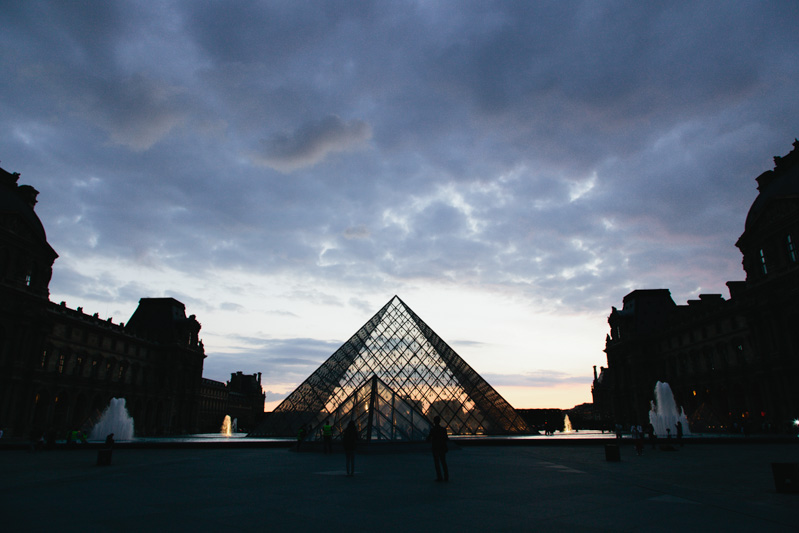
top-left (249, 296), bottom-right (530, 440)
top-left (326, 375), bottom-right (432, 441)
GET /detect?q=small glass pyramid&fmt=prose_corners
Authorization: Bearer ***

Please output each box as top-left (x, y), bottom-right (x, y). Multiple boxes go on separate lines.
top-left (250, 296), bottom-right (530, 439)
top-left (323, 375), bottom-right (432, 441)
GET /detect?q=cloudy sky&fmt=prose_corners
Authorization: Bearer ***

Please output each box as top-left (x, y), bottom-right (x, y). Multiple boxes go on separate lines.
top-left (2, 1), bottom-right (798, 410)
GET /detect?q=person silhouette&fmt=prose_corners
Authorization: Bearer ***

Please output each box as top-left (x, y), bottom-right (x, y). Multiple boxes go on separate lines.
top-left (322, 420), bottom-right (333, 454)
top-left (342, 420), bottom-right (358, 476)
top-left (427, 416), bottom-right (449, 482)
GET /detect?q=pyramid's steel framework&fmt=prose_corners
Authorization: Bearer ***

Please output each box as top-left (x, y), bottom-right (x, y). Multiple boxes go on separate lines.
top-left (249, 296), bottom-right (530, 440)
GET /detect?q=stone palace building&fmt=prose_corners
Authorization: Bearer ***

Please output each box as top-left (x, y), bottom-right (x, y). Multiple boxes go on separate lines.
top-left (0, 166), bottom-right (264, 439)
top-left (593, 140), bottom-right (799, 433)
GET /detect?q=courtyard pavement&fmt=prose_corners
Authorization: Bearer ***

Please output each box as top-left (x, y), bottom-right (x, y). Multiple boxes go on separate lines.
top-left (1, 439), bottom-right (797, 532)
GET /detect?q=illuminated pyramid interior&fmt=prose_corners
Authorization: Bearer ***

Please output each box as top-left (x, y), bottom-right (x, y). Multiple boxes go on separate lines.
top-left (249, 296), bottom-right (530, 440)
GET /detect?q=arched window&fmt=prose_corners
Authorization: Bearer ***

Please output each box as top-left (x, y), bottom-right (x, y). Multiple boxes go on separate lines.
top-left (25, 271), bottom-right (32, 286)
top-left (787, 234), bottom-right (797, 263)
top-left (0, 325), bottom-right (5, 365)
top-left (0, 247), bottom-right (9, 279)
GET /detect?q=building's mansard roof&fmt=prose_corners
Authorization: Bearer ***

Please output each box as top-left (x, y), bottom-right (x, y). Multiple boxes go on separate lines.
top-left (744, 139), bottom-right (799, 232)
top-left (0, 166), bottom-right (56, 259)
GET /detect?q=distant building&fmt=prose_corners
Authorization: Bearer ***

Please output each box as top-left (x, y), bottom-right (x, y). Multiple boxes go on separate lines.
top-left (516, 408), bottom-right (566, 433)
top-left (593, 140), bottom-right (799, 433)
top-left (0, 165), bottom-right (263, 439)
top-left (198, 371), bottom-right (265, 434)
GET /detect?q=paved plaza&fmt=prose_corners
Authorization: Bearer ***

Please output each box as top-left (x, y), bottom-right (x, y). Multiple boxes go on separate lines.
top-left (1, 440), bottom-right (797, 532)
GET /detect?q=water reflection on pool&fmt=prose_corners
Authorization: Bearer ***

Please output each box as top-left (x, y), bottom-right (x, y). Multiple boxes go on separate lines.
top-left (135, 434), bottom-right (290, 443)
top-left (453, 430), bottom-right (616, 441)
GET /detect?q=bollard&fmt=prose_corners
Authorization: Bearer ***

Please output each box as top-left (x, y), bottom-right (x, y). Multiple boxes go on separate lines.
top-left (96, 448), bottom-right (113, 466)
top-left (771, 463), bottom-right (799, 493)
top-left (604, 443), bottom-right (620, 462)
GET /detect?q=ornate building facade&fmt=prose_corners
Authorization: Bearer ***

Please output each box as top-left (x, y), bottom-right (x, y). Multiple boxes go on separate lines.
top-left (593, 140), bottom-right (799, 433)
top-left (0, 166), bottom-right (263, 439)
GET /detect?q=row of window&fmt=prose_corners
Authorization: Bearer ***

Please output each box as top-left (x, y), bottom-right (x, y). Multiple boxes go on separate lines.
top-left (664, 316), bottom-right (745, 350)
top-left (0, 248), bottom-right (47, 290)
top-left (52, 321), bottom-right (149, 359)
top-left (40, 346), bottom-right (148, 386)
top-left (661, 339), bottom-right (750, 379)
top-left (199, 398), bottom-right (229, 410)
top-left (610, 338), bottom-right (750, 389)
top-left (757, 232), bottom-right (798, 276)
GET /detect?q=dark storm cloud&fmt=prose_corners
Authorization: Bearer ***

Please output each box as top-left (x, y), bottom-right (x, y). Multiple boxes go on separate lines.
top-left (221, 336), bottom-right (341, 362)
top-left (250, 115), bottom-right (372, 172)
top-left (49, 265), bottom-right (159, 311)
top-left (2, 1), bottom-right (799, 360)
top-left (201, 336), bottom-right (342, 385)
top-left (76, 74), bottom-right (191, 152)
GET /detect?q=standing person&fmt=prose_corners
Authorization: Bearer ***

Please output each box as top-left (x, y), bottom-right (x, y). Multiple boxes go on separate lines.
top-left (296, 425), bottom-right (306, 450)
top-left (676, 420), bottom-right (683, 447)
top-left (322, 420), bottom-right (333, 454)
top-left (428, 416), bottom-right (449, 482)
top-left (342, 420), bottom-right (358, 477)
top-left (634, 425), bottom-right (644, 456)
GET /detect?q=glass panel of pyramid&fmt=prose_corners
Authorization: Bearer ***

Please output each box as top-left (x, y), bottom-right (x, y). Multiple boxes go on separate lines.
top-left (306, 375), bottom-right (432, 442)
top-left (249, 296), bottom-right (530, 439)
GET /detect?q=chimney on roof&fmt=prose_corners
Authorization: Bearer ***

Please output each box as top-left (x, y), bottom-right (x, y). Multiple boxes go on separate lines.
top-left (0, 169), bottom-right (21, 188)
top-left (755, 170), bottom-right (776, 192)
top-left (17, 185), bottom-right (39, 209)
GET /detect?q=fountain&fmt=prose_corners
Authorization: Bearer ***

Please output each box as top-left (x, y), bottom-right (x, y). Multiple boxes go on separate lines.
top-left (563, 414), bottom-right (573, 432)
top-left (221, 415), bottom-right (232, 437)
top-left (90, 398), bottom-right (135, 441)
top-left (649, 381), bottom-right (690, 437)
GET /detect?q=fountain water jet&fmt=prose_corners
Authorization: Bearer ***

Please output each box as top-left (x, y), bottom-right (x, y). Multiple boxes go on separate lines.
top-left (563, 414), bottom-right (573, 432)
top-left (221, 415), bottom-right (232, 437)
top-left (90, 398), bottom-right (134, 441)
top-left (649, 381), bottom-right (690, 437)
